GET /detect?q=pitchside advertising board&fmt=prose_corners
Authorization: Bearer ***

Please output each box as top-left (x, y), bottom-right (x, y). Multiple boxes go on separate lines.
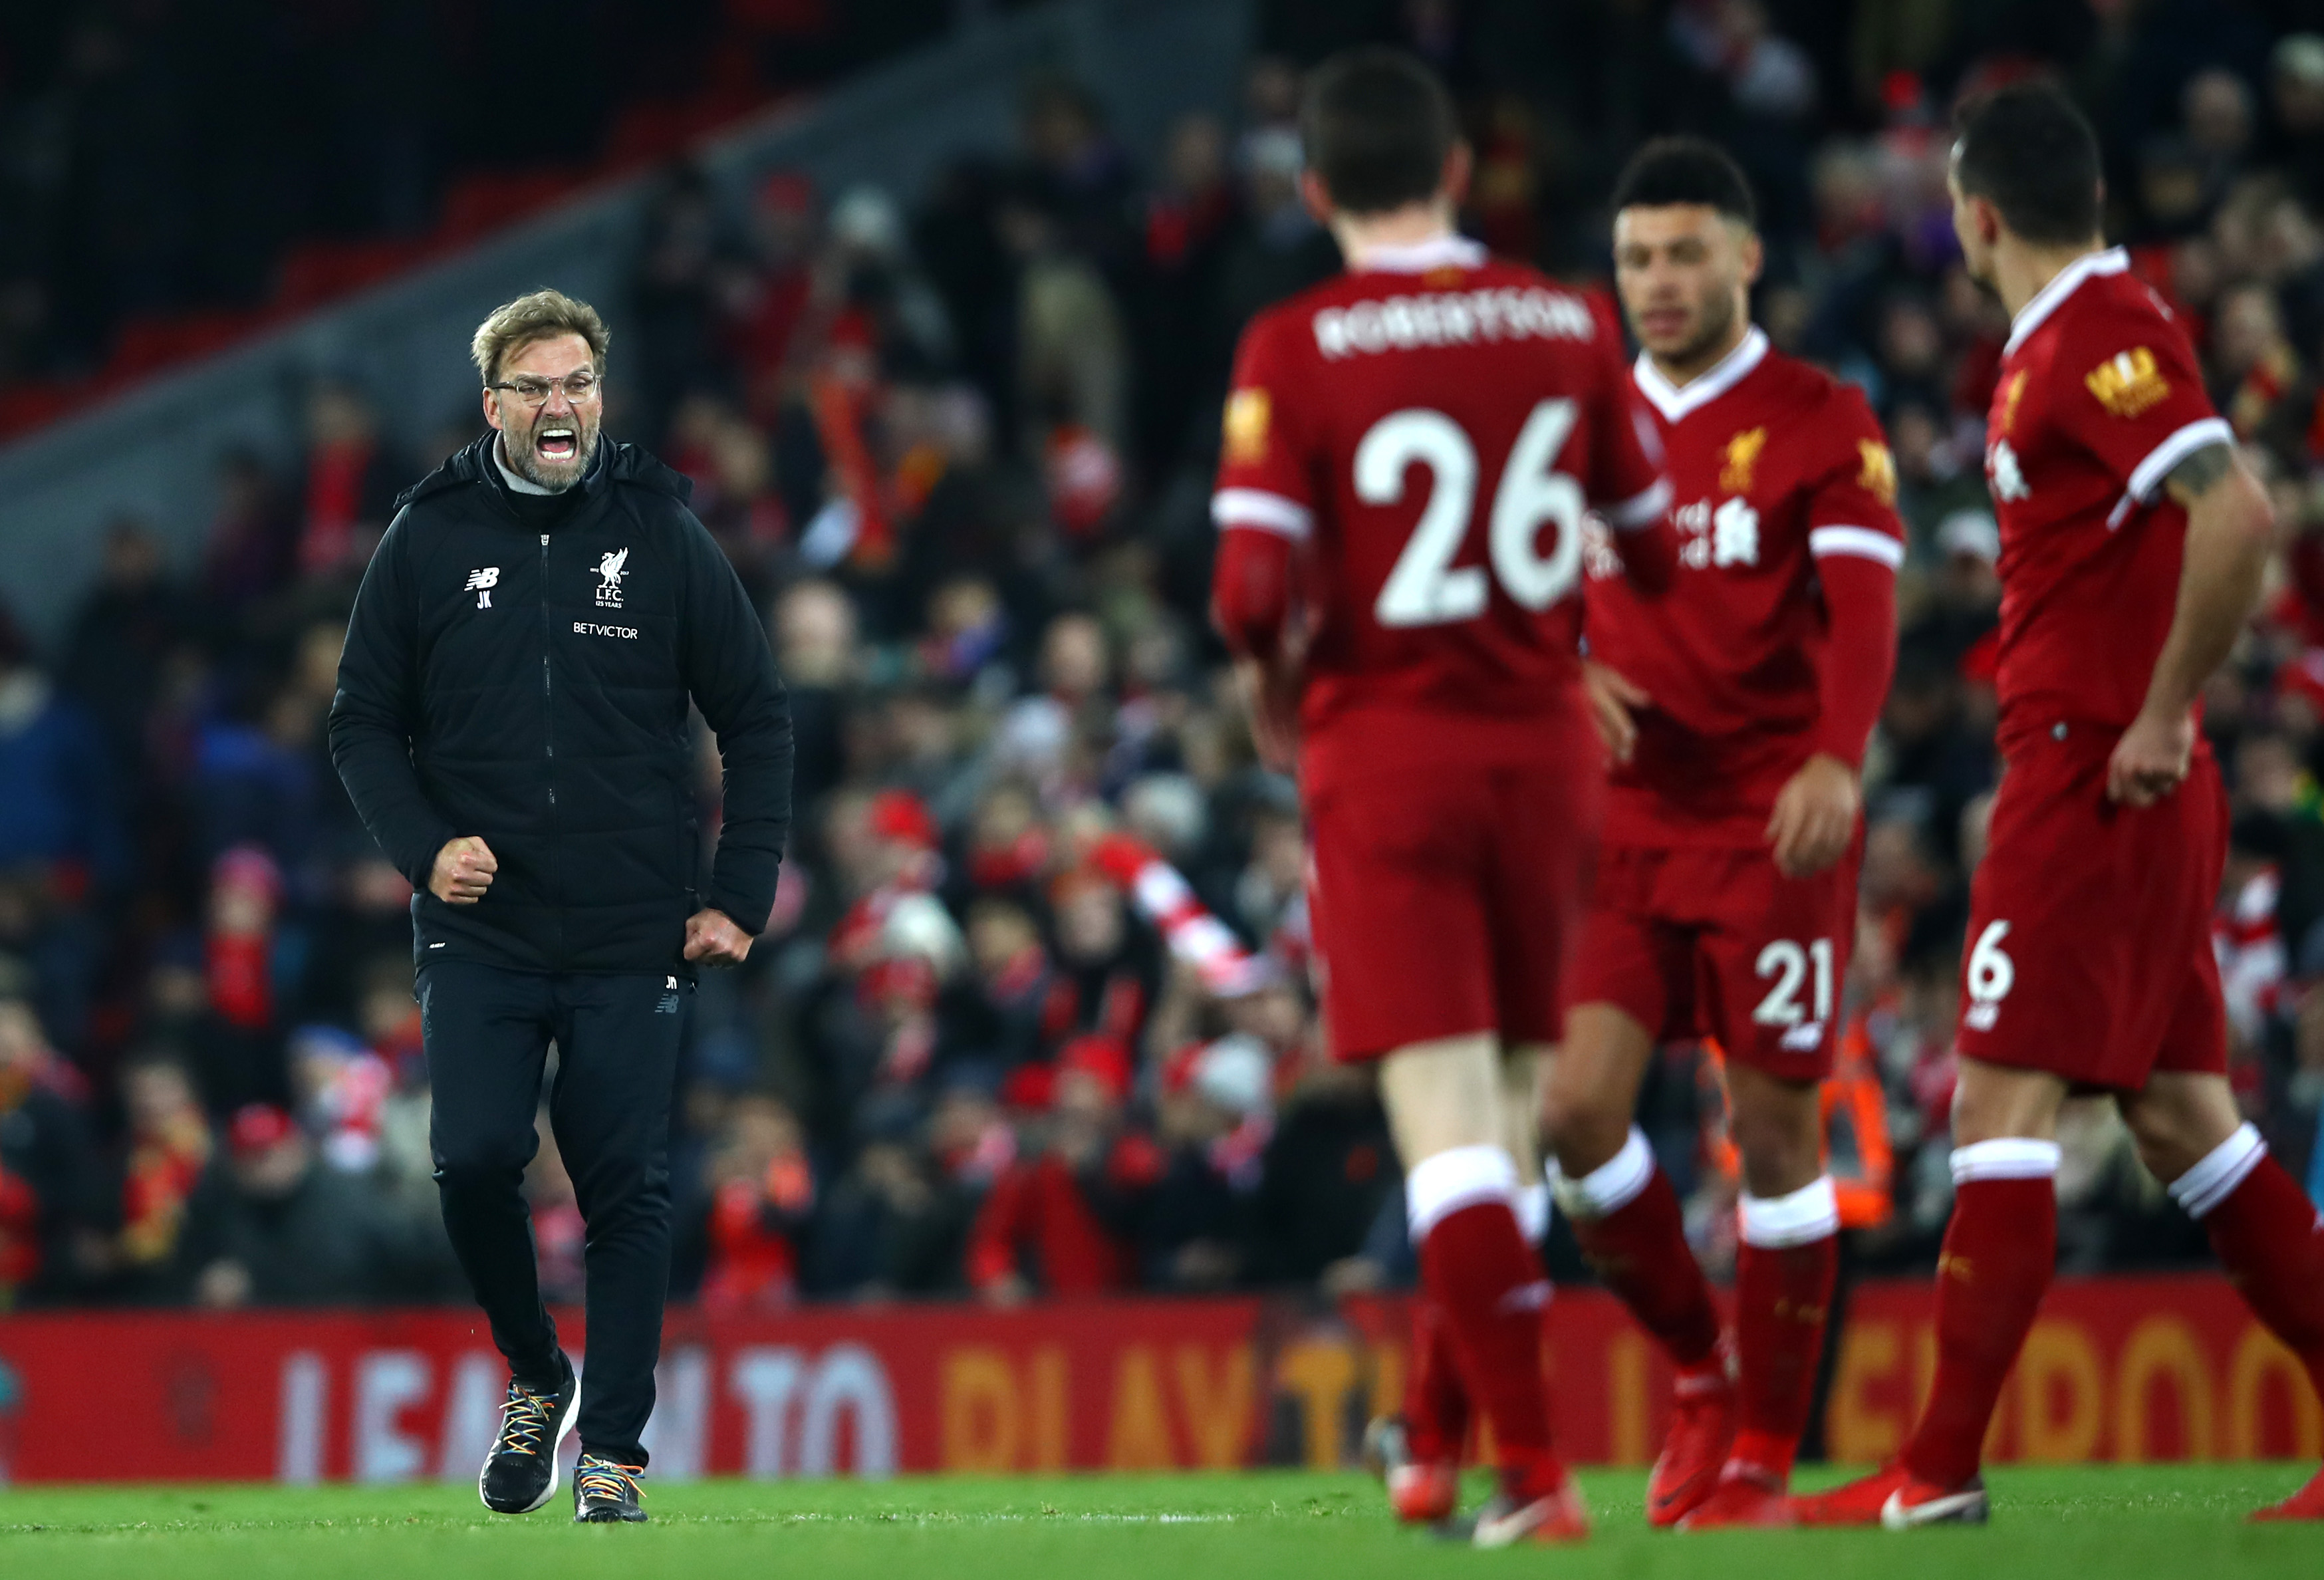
top-left (0, 1277), bottom-right (2315, 1483)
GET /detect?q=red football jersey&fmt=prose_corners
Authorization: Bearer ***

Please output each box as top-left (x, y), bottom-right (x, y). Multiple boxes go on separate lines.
top-left (1583, 329), bottom-right (1905, 845)
top-left (1211, 237), bottom-right (1668, 788)
top-left (1982, 247), bottom-right (2232, 741)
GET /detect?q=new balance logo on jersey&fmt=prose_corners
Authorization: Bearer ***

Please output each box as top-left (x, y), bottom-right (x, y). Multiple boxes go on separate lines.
top-left (594, 547), bottom-right (628, 606)
top-left (1987, 439), bottom-right (2031, 503)
top-left (1780, 1021), bottom-right (1826, 1053)
top-left (465, 567), bottom-right (499, 608)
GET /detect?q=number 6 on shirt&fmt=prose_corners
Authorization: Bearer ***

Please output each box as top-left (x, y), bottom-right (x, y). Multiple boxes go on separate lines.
top-left (1362, 398), bottom-right (1587, 628)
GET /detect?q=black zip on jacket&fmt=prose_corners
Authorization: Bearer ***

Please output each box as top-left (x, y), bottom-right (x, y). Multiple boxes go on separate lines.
top-left (328, 432), bottom-right (793, 976)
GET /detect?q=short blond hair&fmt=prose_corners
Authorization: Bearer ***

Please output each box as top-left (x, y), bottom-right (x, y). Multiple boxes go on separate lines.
top-left (470, 289), bottom-right (610, 386)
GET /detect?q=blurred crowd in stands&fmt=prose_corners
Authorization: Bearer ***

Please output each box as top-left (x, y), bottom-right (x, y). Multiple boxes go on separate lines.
top-left (7, 0), bottom-right (2324, 1314)
top-left (0, 0), bottom-right (951, 408)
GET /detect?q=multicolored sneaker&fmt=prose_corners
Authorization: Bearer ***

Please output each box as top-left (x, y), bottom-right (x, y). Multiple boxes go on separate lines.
top-left (1789, 1464), bottom-right (1987, 1529)
top-left (477, 1360), bottom-right (578, 1515)
top-left (1465, 1472), bottom-right (1590, 1548)
top-left (1676, 1462), bottom-right (1791, 1529)
top-left (1648, 1350), bottom-right (1737, 1527)
top-left (1362, 1415), bottom-right (1460, 1525)
top-left (2251, 1464), bottom-right (2324, 1522)
top-left (573, 1454), bottom-right (648, 1523)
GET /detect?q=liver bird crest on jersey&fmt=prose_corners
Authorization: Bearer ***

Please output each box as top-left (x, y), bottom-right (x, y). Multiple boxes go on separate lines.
top-left (1720, 427), bottom-right (1767, 493)
top-left (1999, 371), bottom-right (2029, 435)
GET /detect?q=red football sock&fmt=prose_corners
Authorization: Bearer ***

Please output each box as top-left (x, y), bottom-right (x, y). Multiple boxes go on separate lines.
top-left (1400, 1295), bottom-right (1471, 1464)
top-left (1901, 1142), bottom-right (2059, 1489)
top-left (1729, 1178), bottom-right (1841, 1480)
top-left (2178, 1128), bottom-right (2324, 1403)
top-left (1559, 1130), bottom-right (1723, 1371)
top-left (1409, 1146), bottom-right (1563, 1498)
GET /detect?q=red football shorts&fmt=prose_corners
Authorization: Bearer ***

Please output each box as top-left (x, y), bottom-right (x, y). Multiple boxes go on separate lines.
top-left (1569, 835), bottom-right (1861, 1082)
top-left (1956, 722), bottom-right (2227, 1089)
top-left (1306, 722), bottom-right (1603, 1062)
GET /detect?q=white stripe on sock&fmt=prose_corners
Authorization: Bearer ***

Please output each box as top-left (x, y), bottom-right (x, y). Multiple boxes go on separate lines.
top-left (1950, 1138), bottom-right (2061, 1185)
top-left (2168, 1123), bottom-right (2267, 1220)
top-left (1514, 1181), bottom-right (1551, 1244)
top-left (1738, 1176), bottom-right (1841, 1248)
top-left (1406, 1144), bottom-right (1519, 1240)
top-left (1550, 1126), bottom-right (1654, 1219)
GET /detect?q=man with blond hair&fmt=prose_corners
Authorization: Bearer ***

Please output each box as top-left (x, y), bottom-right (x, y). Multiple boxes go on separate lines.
top-left (329, 289), bottom-right (794, 1523)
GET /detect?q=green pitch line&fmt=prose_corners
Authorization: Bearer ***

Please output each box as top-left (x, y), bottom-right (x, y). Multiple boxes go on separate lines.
top-left (0, 1466), bottom-right (2317, 1580)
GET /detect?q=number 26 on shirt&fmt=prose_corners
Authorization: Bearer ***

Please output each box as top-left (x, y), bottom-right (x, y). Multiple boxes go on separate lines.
top-left (1360, 397), bottom-right (1588, 628)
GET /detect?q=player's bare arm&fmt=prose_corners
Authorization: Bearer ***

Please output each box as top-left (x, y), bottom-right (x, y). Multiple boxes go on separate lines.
top-left (2109, 440), bottom-right (2275, 807)
top-left (1771, 534), bottom-right (1895, 880)
top-left (2162, 438), bottom-right (2237, 505)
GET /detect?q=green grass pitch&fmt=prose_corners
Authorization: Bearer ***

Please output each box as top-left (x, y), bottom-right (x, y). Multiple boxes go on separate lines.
top-left (2, 1466), bottom-right (2318, 1580)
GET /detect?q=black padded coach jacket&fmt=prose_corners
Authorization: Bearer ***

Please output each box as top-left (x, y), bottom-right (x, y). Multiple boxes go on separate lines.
top-left (328, 432), bottom-right (793, 976)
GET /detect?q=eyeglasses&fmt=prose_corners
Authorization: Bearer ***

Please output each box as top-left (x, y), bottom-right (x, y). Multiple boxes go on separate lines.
top-left (487, 372), bottom-right (601, 406)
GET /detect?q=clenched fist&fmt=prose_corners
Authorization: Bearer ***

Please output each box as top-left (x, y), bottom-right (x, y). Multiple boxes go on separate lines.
top-left (430, 835), bottom-right (498, 905)
top-left (684, 907), bottom-right (753, 968)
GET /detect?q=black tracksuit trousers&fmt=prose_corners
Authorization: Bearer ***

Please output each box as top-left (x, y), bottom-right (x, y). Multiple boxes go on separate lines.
top-left (419, 956), bottom-right (688, 1466)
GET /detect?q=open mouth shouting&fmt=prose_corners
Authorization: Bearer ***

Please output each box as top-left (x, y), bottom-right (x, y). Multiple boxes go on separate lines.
top-left (534, 419), bottom-right (582, 465)
top-left (506, 410), bottom-right (594, 490)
